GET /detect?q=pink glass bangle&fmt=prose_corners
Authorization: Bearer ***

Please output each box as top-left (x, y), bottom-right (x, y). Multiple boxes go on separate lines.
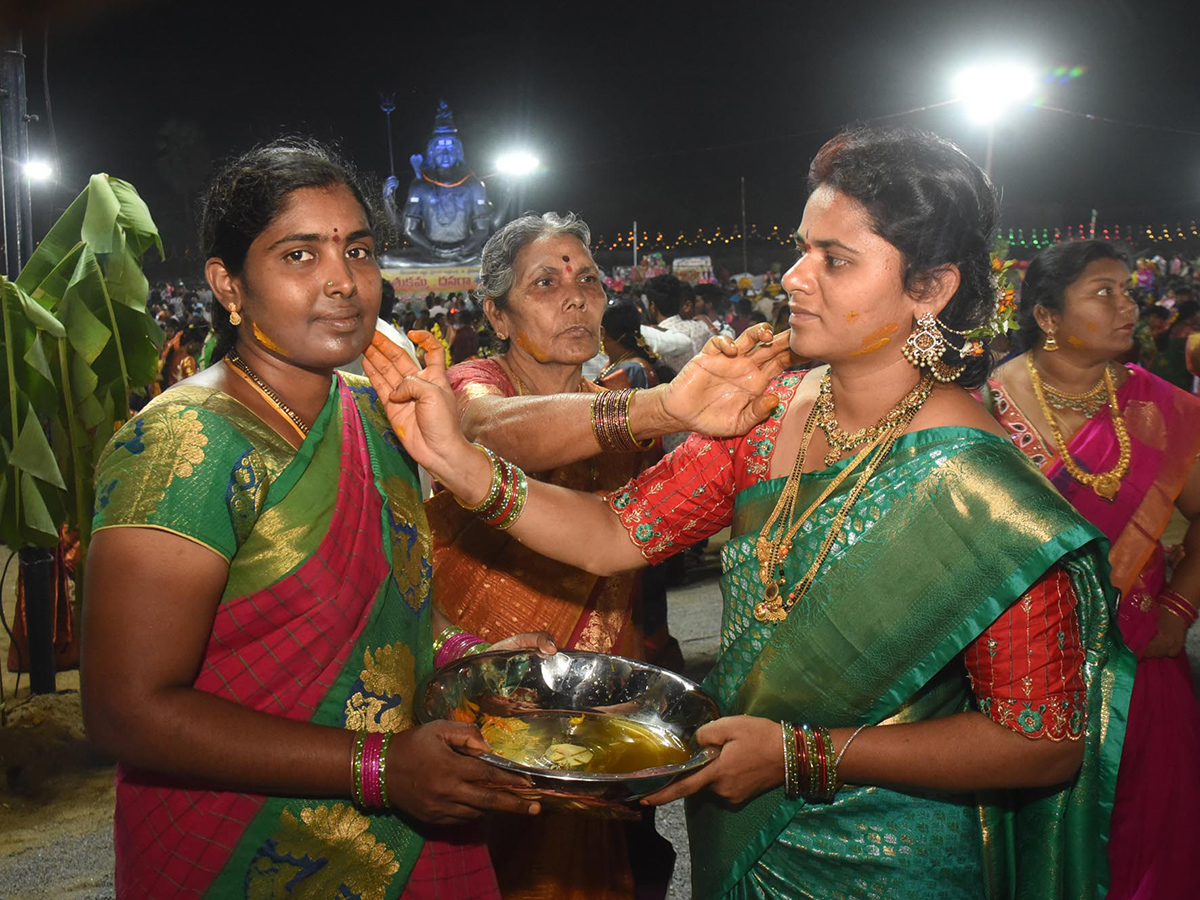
top-left (360, 731), bottom-right (386, 808)
top-left (434, 631), bottom-right (490, 668)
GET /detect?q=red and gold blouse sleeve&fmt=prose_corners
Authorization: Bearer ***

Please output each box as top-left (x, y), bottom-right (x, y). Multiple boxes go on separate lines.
top-left (607, 433), bottom-right (739, 563)
top-left (963, 565), bottom-right (1086, 741)
top-left (447, 358), bottom-right (515, 411)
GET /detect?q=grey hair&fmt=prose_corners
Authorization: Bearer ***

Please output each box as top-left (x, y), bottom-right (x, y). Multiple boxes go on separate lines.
top-left (474, 211), bottom-right (592, 309)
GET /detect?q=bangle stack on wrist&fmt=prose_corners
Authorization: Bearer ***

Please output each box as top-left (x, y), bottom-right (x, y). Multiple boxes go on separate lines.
top-left (351, 730), bottom-right (394, 809)
top-left (433, 625), bottom-right (491, 668)
top-left (591, 388), bottom-right (654, 452)
top-left (1158, 589), bottom-right (1198, 627)
top-left (782, 722), bottom-right (867, 803)
top-left (455, 443), bottom-right (528, 530)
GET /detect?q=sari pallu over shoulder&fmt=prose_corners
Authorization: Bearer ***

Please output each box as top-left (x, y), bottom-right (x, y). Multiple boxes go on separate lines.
top-left (104, 376), bottom-right (434, 900)
top-left (686, 428), bottom-right (1134, 900)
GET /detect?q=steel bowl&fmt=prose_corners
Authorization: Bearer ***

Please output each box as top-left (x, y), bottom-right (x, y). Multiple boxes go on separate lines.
top-left (417, 649), bottom-right (719, 816)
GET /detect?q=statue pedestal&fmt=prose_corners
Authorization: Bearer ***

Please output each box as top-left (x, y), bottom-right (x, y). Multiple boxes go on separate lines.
top-left (380, 256), bottom-right (479, 301)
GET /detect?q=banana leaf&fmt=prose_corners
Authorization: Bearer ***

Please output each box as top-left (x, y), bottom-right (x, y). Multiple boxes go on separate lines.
top-left (0, 174), bottom-right (163, 560)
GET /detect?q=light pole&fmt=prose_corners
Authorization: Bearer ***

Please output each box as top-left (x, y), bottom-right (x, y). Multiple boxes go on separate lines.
top-left (380, 94), bottom-right (397, 176)
top-left (952, 63), bottom-right (1037, 180)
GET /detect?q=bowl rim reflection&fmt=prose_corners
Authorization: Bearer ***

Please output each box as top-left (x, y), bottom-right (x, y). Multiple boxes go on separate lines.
top-left (419, 648), bottom-right (719, 784)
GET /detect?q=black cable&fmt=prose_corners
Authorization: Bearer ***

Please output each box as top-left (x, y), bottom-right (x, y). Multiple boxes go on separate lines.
top-left (0, 548), bottom-right (21, 706)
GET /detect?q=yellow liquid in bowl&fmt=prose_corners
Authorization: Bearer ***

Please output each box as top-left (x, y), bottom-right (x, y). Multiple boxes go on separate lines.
top-left (480, 710), bottom-right (691, 774)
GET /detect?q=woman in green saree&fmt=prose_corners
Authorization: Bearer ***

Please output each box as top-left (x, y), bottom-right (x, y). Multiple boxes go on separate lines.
top-left (81, 140), bottom-right (559, 900)
top-left (365, 126), bottom-right (1134, 899)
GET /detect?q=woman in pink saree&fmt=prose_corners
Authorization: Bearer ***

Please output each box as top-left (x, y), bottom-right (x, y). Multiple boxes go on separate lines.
top-left (986, 240), bottom-right (1200, 900)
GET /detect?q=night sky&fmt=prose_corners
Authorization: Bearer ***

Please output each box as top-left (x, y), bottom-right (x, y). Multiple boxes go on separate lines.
top-left (8, 0), bottom-right (1200, 270)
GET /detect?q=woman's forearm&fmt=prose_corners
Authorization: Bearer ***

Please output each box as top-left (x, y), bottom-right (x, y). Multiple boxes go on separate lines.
top-left (834, 711), bottom-right (1083, 792)
top-left (460, 389), bottom-right (677, 472)
top-left (1165, 515), bottom-right (1200, 602)
top-left (85, 685), bottom-right (355, 798)
top-left (505, 481), bottom-right (649, 575)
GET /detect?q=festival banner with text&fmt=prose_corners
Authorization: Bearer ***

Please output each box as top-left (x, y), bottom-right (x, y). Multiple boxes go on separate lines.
top-left (383, 265), bottom-right (479, 299)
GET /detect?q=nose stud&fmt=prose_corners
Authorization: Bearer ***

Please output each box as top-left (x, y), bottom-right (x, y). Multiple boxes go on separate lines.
top-left (326, 281), bottom-right (334, 287)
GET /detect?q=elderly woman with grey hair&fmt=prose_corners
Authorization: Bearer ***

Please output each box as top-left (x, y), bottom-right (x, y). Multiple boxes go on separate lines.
top-left (423, 211), bottom-right (662, 899)
top-left (422, 211), bottom-right (784, 900)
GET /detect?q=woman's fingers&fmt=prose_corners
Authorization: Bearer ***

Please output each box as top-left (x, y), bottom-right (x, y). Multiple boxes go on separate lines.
top-left (640, 761), bottom-right (720, 806)
top-left (465, 783), bottom-right (541, 816)
top-left (408, 330), bottom-right (446, 372)
top-left (732, 323), bottom-right (776, 355)
top-left (369, 331), bottom-right (420, 378)
top-left (362, 355), bottom-right (403, 399)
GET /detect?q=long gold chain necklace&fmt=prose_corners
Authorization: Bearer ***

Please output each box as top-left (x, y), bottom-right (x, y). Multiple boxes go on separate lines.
top-left (753, 373), bottom-right (934, 623)
top-left (814, 371), bottom-right (935, 467)
top-left (1026, 355), bottom-right (1130, 501)
top-left (1035, 363), bottom-right (1114, 417)
top-left (225, 351), bottom-right (310, 438)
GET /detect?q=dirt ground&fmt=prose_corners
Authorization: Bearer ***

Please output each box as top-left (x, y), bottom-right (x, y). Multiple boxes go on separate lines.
top-left (0, 549), bottom-right (116, 899)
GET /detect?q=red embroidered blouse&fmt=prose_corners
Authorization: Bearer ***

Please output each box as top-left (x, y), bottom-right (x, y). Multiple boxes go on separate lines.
top-left (607, 370), bottom-right (1086, 741)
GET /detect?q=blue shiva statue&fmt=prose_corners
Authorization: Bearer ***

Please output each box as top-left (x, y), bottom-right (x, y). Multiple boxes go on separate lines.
top-left (382, 101), bottom-right (507, 263)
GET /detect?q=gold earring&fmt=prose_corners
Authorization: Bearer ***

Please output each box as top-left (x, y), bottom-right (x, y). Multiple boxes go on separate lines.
top-left (228, 308), bottom-right (242, 326)
top-left (901, 313), bottom-right (964, 383)
top-left (1042, 329), bottom-right (1059, 352)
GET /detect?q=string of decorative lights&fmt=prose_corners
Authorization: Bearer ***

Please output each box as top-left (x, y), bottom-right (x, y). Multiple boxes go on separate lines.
top-left (590, 221), bottom-right (1200, 253)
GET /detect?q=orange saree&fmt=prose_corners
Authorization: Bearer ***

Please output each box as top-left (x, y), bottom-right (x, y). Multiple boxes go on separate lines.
top-left (425, 358), bottom-right (661, 900)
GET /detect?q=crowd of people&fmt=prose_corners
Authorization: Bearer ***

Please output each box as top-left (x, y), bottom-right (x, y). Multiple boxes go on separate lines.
top-left (74, 126), bottom-right (1200, 900)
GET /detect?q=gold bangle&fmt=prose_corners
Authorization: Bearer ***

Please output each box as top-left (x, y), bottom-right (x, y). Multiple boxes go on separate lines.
top-left (624, 389), bottom-right (655, 451)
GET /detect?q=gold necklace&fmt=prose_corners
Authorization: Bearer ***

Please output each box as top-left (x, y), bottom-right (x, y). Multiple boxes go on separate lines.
top-left (1036, 363), bottom-right (1113, 417)
top-left (1026, 355), bottom-right (1130, 501)
top-left (225, 351), bottom-right (310, 438)
top-left (599, 350), bottom-right (639, 380)
top-left (754, 373), bottom-right (934, 623)
top-left (501, 358), bottom-right (586, 396)
top-left (814, 372), bottom-right (935, 467)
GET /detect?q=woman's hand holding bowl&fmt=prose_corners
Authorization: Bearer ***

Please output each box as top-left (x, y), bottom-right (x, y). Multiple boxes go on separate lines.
top-left (640, 714), bottom-right (784, 807)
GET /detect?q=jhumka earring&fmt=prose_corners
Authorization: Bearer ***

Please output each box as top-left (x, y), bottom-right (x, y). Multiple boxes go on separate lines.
top-left (901, 313), bottom-right (964, 383)
top-left (228, 307), bottom-right (242, 326)
top-left (1043, 329), bottom-right (1059, 352)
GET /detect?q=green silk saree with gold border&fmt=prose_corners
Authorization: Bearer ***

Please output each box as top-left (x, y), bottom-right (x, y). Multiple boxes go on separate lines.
top-left (686, 427), bottom-right (1134, 900)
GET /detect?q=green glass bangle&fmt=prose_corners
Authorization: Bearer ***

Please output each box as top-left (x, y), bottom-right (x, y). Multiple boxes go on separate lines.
top-left (493, 467), bottom-right (529, 530)
top-left (432, 625), bottom-right (465, 657)
top-left (821, 727), bottom-right (837, 801)
top-left (456, 444), bottom-right (503, 513)
top-left (378, 732), bottom-right (393, 808)
top-left (351, 730), bottom-right (367, 807)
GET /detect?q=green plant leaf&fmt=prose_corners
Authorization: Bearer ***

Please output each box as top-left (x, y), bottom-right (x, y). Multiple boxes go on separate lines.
top-left (80, 173), bottom-right (121, 254)
top-left (20, 470), bottom-right (61, 545)
top-left (3, 277), bottom-right (66, 338)
top-left (10, 406), bottom-right (66, 489)
top-left (14, 191), bottom-right (88, 293)
top-left (109, 177), bottom-right (164, 260)
top-left (59, 286), bottom-right (113, 366)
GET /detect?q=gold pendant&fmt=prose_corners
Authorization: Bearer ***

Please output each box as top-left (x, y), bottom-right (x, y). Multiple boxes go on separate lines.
top-left (1092, 473), bottom-right (1120, 501)
top-left (754, 598), bottom-right (788, 623)
top-left (754, 582), bottom-right (788, 622)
